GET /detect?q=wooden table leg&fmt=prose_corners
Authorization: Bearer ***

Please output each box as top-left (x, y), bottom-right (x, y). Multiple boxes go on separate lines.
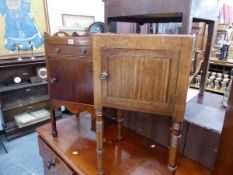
top-left (51, 109), bottom-right (57, 137)
top-left (168, 121), bottom-right (182, 174)
top-left (117, 110), bottom-right (124, 140)
top-left (199, 21), bottom-right (215, 96)
top-left (96, 109), bottom-right (104, 175)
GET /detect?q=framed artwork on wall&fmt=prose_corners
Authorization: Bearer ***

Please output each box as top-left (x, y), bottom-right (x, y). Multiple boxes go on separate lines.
top-left (62, 14), bottom-right (95, 31)
top-left (0, 0), bottom-right (50, 59)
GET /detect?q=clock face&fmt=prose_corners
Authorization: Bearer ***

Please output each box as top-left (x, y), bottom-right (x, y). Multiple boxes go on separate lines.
top-left (89, 22), bottom-right (105, 33)
top-left (14, 76), bottom-right (21, 84)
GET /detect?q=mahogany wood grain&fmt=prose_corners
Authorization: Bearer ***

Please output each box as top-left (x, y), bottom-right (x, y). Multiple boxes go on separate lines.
top-left (37, 116), bottom-right (211, 175)
top-left (93, 34), bottom-right (194, 174)
top-left (44, 33), bottom-right (95, 137)
top-left (38, 136), bottom-right (74, 175)
top-left (213, 82), bottom-right (233, 175)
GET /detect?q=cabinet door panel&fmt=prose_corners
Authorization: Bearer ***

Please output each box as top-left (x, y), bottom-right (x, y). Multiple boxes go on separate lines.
top-left (47, 56), bottom-right (93, 105)
top-left (93, 34), bottom-right (194, 119)
top-left (101, 49), bottom-right (179, 115)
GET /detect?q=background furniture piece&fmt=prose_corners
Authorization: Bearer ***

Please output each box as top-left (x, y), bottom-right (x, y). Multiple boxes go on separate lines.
top-left (190, 58), bottom-right (233, 94)
top-left (44, 32), bottom-right (95, 137)
top-left (0, 57), bottom-right (50, 140)
top-left (0, 110), bottom-right (7, 153)
top-left (37, 115), bottom-right (211, 175)
top-left (93, 34), bottom-right (193, 174)
top-left (104, 0), bottom-right (219, 96)
top-left (213, 81), bottom-right (233, 175)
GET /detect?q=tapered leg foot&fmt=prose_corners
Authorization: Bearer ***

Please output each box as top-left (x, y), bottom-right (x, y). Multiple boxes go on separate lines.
top-left (168, 121), bottom-right (182, 174)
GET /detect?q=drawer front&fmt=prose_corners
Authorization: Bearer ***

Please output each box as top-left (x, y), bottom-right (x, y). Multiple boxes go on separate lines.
top-left (3, 101), bottom-right (49, 123)
top-left (46, 45), bottom-right (92, 57)
top-left (38, 136), bottom-right (75, 175)
top-left (2, 85), bottom-right (48, 106)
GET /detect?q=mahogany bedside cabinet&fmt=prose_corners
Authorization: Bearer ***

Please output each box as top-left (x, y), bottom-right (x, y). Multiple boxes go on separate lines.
top-left (44, 32), bottom-right (95, 137)
top-left (93, 33), bottom-right (194, 174)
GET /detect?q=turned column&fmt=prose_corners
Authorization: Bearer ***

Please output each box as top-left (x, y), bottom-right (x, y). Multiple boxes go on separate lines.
top-left (51, 109), bottom-right (57, 137)
top-left (168, 121), bottom-right (182, 174)
top-left (96, 109), bottom-right (104, 175)
top-left (117, 110), bottom-right (124, 140)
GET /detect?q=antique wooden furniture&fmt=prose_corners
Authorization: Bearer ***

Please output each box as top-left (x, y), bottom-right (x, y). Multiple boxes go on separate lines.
top-left (183, 92), bottom-right (225, 169)
top-left (0, 111), bottom-right (7, 153)
top-left (45, 32), bottom-right (95, 137)
top-left (213, 81), bottom-right (233, 175)
top-left (93, 34), bottom-right (194, 174)
top-left (37, 114), bottom-right (211, 175)
top-left (0, 57), bottom-right (49, 140)
top-left (104, 0), bottom-right (219, 96)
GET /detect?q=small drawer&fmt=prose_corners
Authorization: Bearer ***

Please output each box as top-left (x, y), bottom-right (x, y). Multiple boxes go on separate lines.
top-left (46, 45), bottom-right (92, 57)
top-left (38, 136), bottom-right (75, 175)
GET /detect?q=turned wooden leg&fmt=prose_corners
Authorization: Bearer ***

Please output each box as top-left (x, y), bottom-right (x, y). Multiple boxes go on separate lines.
top-left (96, 109), bottom-right (104, 175)
top-left (117, 110), bottom-right (124, 140)
top-left (168, 121), bottom-right (182, 174)
top-left (51, 109), bottom-right (57, 137)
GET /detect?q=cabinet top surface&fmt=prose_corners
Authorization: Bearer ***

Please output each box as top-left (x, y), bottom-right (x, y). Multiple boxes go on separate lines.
top-left (37, 115), bottom-right (210, 175)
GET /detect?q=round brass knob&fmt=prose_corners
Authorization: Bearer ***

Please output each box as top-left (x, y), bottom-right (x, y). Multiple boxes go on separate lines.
top-left (54, 47), bottom-right (61, 53)
top-left (50, 78), bottom-right (57, 84)
top-left (100, 72), bottom-right (109, 80)
top-left (46, 160), bottom-right (56, 169)
top-left (80, 48), bottom-right (87, 54)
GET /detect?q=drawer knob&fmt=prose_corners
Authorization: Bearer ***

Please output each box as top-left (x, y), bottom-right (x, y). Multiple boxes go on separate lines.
top-left (54, 47), bottom-right (61, 53)
top-left (80, 48), bottom-right (87, 54)
top-left (50, 78), bottom-right (57, 84)
top-left (46, 160), bottom-right (56, 169)
top-left (100, 72), bottom-right (109, 80)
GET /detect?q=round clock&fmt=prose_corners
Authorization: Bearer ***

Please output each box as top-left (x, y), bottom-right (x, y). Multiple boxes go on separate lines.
top-left (88, 22), bottom-right (105, 33)
top-left (13, 76), bottom-right (22, 84)
top-left (37, 67), bottom-right (47, 80)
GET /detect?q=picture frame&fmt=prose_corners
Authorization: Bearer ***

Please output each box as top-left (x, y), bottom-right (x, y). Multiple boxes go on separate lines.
top-left (0, 0), bottom-right (50, 59)
top-left (62, 14), bottom-right (95, 31)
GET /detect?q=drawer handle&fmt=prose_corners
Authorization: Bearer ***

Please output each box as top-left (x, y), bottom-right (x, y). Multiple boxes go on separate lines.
top-left (50, 78), bottom-right (57, 84)
top-left (80, 48), bottom-right (87, 54)
top-left (46, 160), bottom-right (56, 169)
top-left (25, 88), bottom-right (31, 92)
top-left (54, 47), bottom-right (61, 53)
top-left (100, 72), bottom-right (109, 80)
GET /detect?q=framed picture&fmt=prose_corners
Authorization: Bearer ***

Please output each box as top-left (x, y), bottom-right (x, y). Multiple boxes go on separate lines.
top-left (62, 14), bottom-right (95, 31)
top-left (0, 0), bottom-right (50, 59)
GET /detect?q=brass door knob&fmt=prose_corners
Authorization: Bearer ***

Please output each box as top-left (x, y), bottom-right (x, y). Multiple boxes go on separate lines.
top-left (54, 47), bottom-right (61, 53)
top-left (80, 48), bottom-right (87, 54)
top-left (46, 160), bottom-right (56, 169)
top-left (50, 78), bottom-right (57, 84)
top-left (100, 72), bottom-right (109, 80)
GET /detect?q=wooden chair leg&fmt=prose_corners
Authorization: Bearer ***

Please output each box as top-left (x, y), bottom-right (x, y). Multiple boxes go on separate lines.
top-left (117, 110), bottom-right (124, 140)
top-left (96, 109), bottom-right (104, 175)
top-left (51, 109), bottom-right (57, 137)
top-left (168, 121), bottom-right (182, 174)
